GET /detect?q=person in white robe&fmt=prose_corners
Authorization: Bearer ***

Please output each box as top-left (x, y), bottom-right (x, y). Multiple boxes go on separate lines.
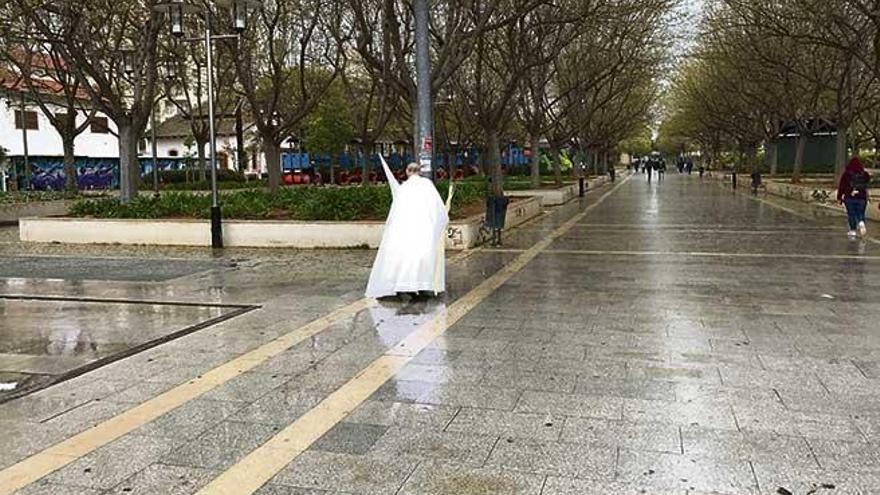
top-left (366, 158), bottom-right (452, 298)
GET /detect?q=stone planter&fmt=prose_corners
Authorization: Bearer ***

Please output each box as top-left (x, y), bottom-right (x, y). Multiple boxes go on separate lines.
top-left (20, 197), bottom-right (543, 250)
top-left (763, 180), bottom-right (880, 221)
top-left (506, 176), bottom-right (610, 206)
top-left (0, 200), bottom-right (72, 224)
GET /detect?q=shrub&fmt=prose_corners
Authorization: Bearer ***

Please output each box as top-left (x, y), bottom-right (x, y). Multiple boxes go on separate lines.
top-left (0, 191), bottom-right (79, 204)
top-left (70, 181), bottom-right (484, 221)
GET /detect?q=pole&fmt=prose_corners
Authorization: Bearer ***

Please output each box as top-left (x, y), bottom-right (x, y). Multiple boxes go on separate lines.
top-left (151, 107), bottom-right (160, 197)
top-left (20, 93), bottom-right (30, 190)
top-left (235, 100), bottom-right (245, 175)
top-left (205, 13), bottom-right (223, 248)
top-left (414, 0), bottom-right (433, 180)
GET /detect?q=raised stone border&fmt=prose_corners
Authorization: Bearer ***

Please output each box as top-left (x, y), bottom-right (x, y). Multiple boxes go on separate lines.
top-left (0, 200), bottom-right (72, 224)
top-left (20, 197), bottom-right (542, 250)
top-left (506, 176), bottom-right (610, 206)
top-left (762, 180), bottom-right (880, 221)
top-left (709, 174), bottom-right (880, 222)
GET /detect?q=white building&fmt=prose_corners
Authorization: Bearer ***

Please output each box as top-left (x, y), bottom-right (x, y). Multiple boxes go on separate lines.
top-left (0, 73), bottom-right (119, 160)
top-left (151, 113), bottom-right (257, 173)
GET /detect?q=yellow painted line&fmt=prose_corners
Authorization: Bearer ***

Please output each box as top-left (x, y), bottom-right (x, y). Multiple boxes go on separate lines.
top-left (0, 298), bottom-right (375, 495)
top-left (539, 249), bottom-right (880, 261)
top-left (195, 175), bottom-right (633, 495)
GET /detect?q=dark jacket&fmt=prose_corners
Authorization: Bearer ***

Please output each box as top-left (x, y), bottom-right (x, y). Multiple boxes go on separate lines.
top-left (837, 158), bottom-right (871, 202)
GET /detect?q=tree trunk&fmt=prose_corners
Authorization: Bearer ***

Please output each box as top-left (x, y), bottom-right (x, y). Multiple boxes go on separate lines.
top-left (361, 143), bottom-right (371, 185)
top-left (117, 121), bottom-right (140, 203)
top-left (602, 151), bottom-right (609, 174)
top-left (769, 140), bottom-right (779, 176)
top-left (746, 145), bottom-right (758, 172)
top-left (550, 143), bottom-right (561, 186)
top-left (62, 136), bottom-right (77, 193)
top-left (488, 130), bottom-right (504, 198)
top-left (529, 134), bottom-right (540, 189)
top-left (792, 134), bottom-right (807, 183)
top-left (263, 139), bottom-right (282, 192)
top-left (196, 137), bottom-right (208, 183)
top-left (835, 125), bottom-right (848, 178)
top-left (329, 154), bottom-right (335, 185)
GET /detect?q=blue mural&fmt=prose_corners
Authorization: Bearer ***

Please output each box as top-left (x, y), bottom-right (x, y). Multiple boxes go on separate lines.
top-left (16, 157), bottom-right (185, 191)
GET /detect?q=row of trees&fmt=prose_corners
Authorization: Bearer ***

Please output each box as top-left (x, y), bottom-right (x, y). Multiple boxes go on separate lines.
top-left (659, 0), bottom-right (880, 181)
top-left (1, 0), bottom-right (676, 199)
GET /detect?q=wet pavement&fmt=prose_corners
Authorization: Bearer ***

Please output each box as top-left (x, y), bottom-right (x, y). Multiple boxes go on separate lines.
top-left (1, 173), bottom-right (880, 495)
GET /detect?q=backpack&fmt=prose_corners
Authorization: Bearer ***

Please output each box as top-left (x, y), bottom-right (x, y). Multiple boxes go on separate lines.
top-left (850, 171), bottom-right (870, 193)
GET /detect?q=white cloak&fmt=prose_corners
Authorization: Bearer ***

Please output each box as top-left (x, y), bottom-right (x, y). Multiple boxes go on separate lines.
top-left (365, 160), bottom-right (449, 298)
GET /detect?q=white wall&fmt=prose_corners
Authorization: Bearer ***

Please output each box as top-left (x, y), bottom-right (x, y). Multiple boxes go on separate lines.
top-left (152, 134), bottom-right (245, 171)
top-left (0, 96), bottom-right (119, 158)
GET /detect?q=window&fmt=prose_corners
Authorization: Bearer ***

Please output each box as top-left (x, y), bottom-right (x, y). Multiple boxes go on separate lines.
top-left (14, 110), bottom-right (39, 130)
top-left (168, 149), bottom-right (179, 157)
top-left (90, 116), bottom-right (109, 134)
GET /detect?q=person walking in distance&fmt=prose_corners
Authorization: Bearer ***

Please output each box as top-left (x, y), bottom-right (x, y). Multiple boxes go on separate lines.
top-left (837, 156), bottom-right (871, 240)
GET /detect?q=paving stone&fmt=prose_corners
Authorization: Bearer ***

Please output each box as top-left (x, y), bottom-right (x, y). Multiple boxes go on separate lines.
top-left (574, 376), bottom-right (677, 401)
top-left (681, 426), bottom-right (818, 468)
top-left (106, 463), bottom-right (218, 494)
top-left (415, 381), bottom-right (522, 410)
top-left (399, 461), bottom-right (545, 495)
top-left (134, 399), bottom-right (245, 440)
top-left (562, 417), bottom-right (681, 453)
top-left (615, 449), bottom-right (758, 493)
top-left (369, 426), bottom-right (496, 466)
top-left (344, 400), bottom-right (458, 430)
top-left (445, 408), bottom-right (564, 441)
top-left (750, 459), bottom-right (872, 495)
top-left (311, 422), bottom-right (388, 455)
top-left (12, 482), bottom-right (104, 495)
top-left (161, 420), bottom-right (279, 470)
top-left (43, 435), bottom-right (173, 490)
top-left (395, 363), bottom-right (485, 384)
top-left (485, 437), bottom-right (616, 478)
top-left (270, 451), bottom-right (416, 494)
top-left (253, 485), bottom-right (331, 495)
top-left (198, 371), bottom-right (288, 403)
top-left (623, 398), bottom-right (738, 430)
top-left (542, 476), bottom-right (684, 495)
top-left (515, 390), bottom-right (623, 419)
top-left (0, 419), bottom-right (69, 470)
top-left (807, 438), bottom-right (880, 472)
top-left (42, 399), bottom-right (136, 436)
top-left (734, 405), bottom-right (865, 442)
top-left (481, 368), bottom-right (577, 393)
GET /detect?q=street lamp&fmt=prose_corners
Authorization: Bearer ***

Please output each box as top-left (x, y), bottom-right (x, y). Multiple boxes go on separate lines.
top-left (154, 0), bottom-right (261, 249)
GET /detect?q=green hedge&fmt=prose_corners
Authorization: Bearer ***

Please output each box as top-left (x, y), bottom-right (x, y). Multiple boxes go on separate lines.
top-left (0, 191), bottom-right (79, 204)
top-left (155, 169), bottom-right (245, 185)
top-left (161, 179), bottom-right (267, 191)
top-left (71, 181), bottom-right (484, 221)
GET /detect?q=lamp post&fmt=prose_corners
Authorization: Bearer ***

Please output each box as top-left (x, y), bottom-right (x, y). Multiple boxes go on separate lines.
top-left (154, 0), bottom-right (260, 249)
top-left (414, 0), bottom-right (433, 181)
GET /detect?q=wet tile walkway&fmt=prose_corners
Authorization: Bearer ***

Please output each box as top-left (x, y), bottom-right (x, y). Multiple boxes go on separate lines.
top-left (2, 173), bottom-right (879, 495)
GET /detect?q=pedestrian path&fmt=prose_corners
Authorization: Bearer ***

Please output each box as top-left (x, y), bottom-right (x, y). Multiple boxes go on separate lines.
top-left (3, 174), bottom-right (880, 495)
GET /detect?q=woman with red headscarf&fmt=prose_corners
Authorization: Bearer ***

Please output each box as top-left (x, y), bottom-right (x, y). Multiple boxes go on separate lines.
top-left (837, 156), bottom-right (871, 239)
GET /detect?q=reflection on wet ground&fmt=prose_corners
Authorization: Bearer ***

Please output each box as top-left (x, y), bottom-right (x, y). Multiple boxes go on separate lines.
top-left (0, 296), bottom-right (252, 401)
top-left (1, 174), bottom-right (880, 495)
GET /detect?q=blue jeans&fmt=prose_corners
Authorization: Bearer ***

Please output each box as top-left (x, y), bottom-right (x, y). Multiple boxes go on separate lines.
top-left (844, 198), bottom-right (867, 230)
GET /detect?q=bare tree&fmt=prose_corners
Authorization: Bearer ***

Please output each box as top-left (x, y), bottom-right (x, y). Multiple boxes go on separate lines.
top-left (19, 0), bottom-right (163, 202)
top-left (233, 0), bottom-right (345, 192)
